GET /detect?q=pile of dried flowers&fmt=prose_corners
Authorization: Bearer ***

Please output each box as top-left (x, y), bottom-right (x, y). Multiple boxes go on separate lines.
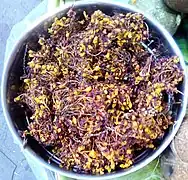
top-left (14, 10), bottom-right (183, 174)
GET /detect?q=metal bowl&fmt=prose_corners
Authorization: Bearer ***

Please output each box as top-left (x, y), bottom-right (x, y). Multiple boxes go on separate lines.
top-left (1, 0), bottom-right (188, 179)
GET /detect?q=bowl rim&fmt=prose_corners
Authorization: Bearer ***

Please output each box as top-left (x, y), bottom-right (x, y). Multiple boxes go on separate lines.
top-left (1, 0), bottom-right (188, 179)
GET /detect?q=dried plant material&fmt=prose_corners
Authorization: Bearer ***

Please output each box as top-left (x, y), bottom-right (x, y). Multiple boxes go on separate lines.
top-left (14, 10), bottom-right (183, 174)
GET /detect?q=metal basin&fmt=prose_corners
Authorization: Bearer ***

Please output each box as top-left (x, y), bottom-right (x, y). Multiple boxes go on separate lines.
top-left (1, 0), bottom-right (188, 179)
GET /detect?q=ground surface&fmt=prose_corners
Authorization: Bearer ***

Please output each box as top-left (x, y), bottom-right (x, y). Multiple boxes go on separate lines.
top-left (0, 1), bottom-right (40, 179)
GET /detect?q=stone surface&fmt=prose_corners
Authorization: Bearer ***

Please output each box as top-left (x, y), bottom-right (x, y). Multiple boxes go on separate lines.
top-left (173, 120), bottom-right (188, 162)
top-left (0, 150), bottom-right (16, 180)
top-left (0, 1), bottom-right (40, 179)
top-left (128, 0), bottom-right (181, 35)
top-left (164, 0), bottom-right (188, 13)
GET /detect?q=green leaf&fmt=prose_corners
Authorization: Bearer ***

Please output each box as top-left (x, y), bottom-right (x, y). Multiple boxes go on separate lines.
top-left (174, 18), bottom-right (188, 64)
top-left (112, 159), bottom-right (163, 180)
top-left (176, 39), bottom-right (188, 64)
top-left (57, 158), bottom-right (163, 180)
top-left (56, 0), bottom-right (61, 7)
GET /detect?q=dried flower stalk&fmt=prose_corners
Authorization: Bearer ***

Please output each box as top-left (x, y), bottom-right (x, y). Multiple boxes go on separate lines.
top-left (14, 10), bottom-right (183, 174)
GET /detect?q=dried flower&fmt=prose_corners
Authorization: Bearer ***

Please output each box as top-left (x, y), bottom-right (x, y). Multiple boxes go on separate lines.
top-left (15, 9), bottom-right (183, 175)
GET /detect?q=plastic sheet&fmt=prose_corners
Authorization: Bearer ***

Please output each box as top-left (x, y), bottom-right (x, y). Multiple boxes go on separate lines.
top-left (4, 1), bottom-right (56, 180)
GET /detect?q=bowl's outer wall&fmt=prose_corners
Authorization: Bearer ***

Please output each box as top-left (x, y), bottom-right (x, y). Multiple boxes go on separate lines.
top-left (1, 1), bottom-right (188, 179)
